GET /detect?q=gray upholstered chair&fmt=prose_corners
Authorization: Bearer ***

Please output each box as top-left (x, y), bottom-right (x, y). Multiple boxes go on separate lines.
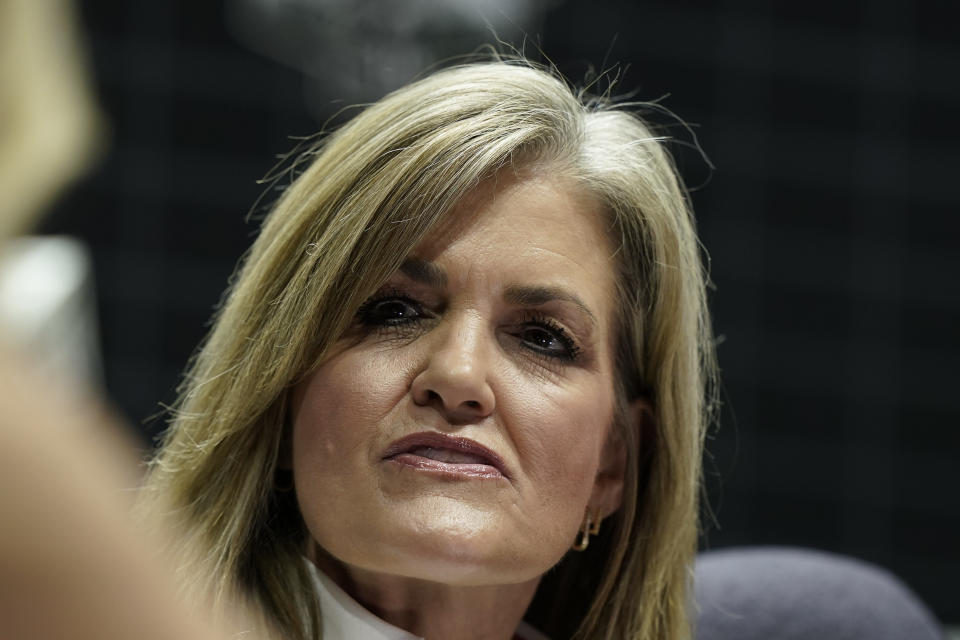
top-left (694, 547), bottom-right (944, 640)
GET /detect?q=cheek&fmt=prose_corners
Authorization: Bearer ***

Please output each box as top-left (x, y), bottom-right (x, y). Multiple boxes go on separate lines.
top-left (293, 349), bottom-right (411, 449)
top-left (507, 379), bottom-right (614, 512)
top-left (290, 349), bottom-right (417, 550)
top-left (290, 349), bottom-right (412, 505)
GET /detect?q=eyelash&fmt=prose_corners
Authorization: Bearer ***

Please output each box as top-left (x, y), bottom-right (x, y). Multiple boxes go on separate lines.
top-left (517, 313), bottom-right (582, 362)
top-left (354, 291), bottom-right (582, 363)
top-left (355, 289), bottom-right (427, 328)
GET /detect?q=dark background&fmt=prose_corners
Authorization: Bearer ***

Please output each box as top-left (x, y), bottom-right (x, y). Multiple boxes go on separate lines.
top-left (44, 0), bottom-right (958, 625)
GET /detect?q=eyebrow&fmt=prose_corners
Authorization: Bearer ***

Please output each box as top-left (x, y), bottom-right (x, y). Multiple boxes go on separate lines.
top-left (399, 258), bottom-right (597, 327)
top-left (400, 258), bottom-right (447, 289)
top-left (503, 284), bottom-right (598, 327)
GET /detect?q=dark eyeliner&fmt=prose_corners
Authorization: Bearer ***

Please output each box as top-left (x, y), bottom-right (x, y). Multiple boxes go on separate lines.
top-left (518, 313), bottom-right (582, 362)
top-left (355, 288), bottom-right (426, 327)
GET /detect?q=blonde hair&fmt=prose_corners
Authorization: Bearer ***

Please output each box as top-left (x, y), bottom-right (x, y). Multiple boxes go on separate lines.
top-left (139, 59), bottom-right (717, 640)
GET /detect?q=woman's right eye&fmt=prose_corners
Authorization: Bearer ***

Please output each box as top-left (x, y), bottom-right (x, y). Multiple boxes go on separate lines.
top-left (356, 295), bottom-right (425, 327)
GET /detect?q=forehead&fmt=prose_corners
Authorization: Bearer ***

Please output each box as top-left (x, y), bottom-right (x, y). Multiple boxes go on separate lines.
top-left (424, 170), bottom-right (607, 240)
top-left (412, 173), bottom-right (618, 323)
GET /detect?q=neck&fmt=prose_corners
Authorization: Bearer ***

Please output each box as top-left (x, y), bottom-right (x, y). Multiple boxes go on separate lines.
top-left (311, 549), bottom-right (540, 640)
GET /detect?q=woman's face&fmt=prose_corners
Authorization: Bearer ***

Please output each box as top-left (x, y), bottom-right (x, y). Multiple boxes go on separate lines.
top-left (291, 174), bottom-right (627, 586)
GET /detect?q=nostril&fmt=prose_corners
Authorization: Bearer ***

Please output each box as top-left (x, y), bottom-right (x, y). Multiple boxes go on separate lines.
top-left (464, 400), bottom-right (481, 409)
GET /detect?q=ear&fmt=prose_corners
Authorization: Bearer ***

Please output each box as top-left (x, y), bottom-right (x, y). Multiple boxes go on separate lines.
top-left (589, 397), bottom-right (652, 519)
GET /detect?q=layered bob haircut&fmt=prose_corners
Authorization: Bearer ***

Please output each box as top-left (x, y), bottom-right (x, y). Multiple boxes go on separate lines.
top-left (139, 59), bottom-right (717, 640)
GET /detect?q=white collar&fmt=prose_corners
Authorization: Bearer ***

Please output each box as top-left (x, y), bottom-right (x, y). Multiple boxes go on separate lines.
top-left (308, 561), bottom-right (422, 639)
top-left (305, 561), bottom-right (550, 640)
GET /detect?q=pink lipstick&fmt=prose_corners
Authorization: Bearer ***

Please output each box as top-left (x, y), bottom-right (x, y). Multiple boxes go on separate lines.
top-left (382, 432), bottom-right (509, 479)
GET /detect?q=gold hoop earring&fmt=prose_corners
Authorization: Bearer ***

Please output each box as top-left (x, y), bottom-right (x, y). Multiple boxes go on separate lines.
top-left (573, 508), bottom-right (602, 552)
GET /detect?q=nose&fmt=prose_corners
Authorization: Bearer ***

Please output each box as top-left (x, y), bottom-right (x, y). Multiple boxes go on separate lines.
top-left (410, 314), bottom-right (495, 423)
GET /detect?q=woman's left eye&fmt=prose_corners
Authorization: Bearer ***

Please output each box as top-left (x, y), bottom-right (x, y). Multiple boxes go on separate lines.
top-left (517, 321), bottom-right (580, 362)
top-left (357, 296), bottom-right (425, 327)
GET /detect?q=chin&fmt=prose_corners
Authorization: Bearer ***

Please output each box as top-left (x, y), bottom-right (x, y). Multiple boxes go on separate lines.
top-left (328, 510), bottom-right (556, 587)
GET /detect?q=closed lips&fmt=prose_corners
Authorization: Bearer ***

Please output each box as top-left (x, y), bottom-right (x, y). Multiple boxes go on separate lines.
top-left (383, 432), bottom-right (509, 479)
top-left (407, 446), bottom-right (490, 465)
